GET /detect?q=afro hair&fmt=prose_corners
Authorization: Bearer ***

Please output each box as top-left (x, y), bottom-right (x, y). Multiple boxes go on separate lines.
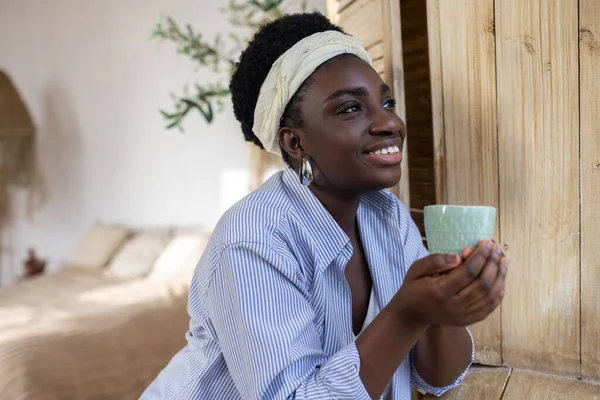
top-left (229, 12), bottom-right (344, 153)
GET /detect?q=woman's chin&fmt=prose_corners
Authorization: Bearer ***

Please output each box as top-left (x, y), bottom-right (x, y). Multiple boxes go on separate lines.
top-left (369, 170), bottom-right (402, 191)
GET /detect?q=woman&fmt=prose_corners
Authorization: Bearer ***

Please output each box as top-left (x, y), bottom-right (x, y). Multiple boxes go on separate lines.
top-left (141, 12), bottom-right (507, 400)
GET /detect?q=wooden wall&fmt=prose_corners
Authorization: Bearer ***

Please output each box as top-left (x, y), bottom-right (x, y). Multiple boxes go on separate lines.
top-left (427, 0), bottom-right (502, 366)
top-left (329, 0), bottom-right (599, 383)
top-left (400, 0), bottom-right (436, 236)
top-left (428, 0), bottom-right (599, 381)
top-left (580, 0), bottom-right (600, 382)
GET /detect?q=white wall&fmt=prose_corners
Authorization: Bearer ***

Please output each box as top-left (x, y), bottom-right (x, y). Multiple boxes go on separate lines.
top-left (0, 0), bottom-right (325, 284)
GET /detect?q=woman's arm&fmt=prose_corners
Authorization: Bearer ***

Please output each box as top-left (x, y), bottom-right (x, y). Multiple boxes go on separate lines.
top-left (412, 326), bottom-right (473, 387)
top-left (355, 300), bottom-right (428, 398)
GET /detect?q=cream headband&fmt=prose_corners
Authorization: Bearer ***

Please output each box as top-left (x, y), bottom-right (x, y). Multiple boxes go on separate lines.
top-left (252, 30), bottom-right (373, 156)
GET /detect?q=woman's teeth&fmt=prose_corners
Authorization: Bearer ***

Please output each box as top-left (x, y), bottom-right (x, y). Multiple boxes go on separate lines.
top-left (368, 145), bottom-right (400, 155)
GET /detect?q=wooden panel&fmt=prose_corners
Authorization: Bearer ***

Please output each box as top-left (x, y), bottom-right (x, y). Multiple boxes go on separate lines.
top-left (496, 0), bottom-right (580, 376)
top-left (580, 0), bottom-right (600, 382)
top-left (338, 0), bottom-right (357, 12)
top-left (437, 0), bottom-right (501, 366)
top-left (410, 210), bottom-right (424, 237)
top-left (426, 0), bottom-right (445, 205)
top-left (502, 370), bottom-right (600, 400)
top-left (423, 367), bottom-right (511, 400)
top-left (366, 40), bottom-right (384, 60)
top-left (372, 57), bottom-right (385, 75)
top-left (337, 0), bottom-right (383, 49)
top-left (382, 0), bottom-right (410, 208)
top-left (327, 0), bottom-right (359, 23)
top-left (402, 0), bottom-right (437, 223)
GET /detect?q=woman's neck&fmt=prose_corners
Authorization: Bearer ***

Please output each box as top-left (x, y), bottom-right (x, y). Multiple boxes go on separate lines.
top-left (309, 184), bottom-right (361, 236)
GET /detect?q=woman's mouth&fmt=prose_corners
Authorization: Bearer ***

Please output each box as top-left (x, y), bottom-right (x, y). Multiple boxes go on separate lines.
top-left (364, 145), bottom-right (403, 165)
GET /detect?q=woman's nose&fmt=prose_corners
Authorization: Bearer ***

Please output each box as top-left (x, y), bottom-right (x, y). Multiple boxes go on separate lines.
top-left (369, 108), bottom-right (405, 137)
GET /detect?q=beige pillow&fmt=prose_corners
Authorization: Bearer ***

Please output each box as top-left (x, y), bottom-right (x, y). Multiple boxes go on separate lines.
top-left (69, 223), bottom-right (130, 268)
top-left (148, 233), bottom-right (210, 279)
top-left (105, 232), bottom-right (172, 279)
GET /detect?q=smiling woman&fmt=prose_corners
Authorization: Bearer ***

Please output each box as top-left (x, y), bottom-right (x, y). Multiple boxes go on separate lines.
top-left (140, 12), bottom-right (509, 400)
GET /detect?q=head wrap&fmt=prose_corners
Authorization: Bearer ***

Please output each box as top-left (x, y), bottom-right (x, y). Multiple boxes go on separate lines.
top-left (252, 30), bottom-right (372, 155)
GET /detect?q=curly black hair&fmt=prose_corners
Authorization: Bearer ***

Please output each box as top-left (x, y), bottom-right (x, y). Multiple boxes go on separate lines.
top-left (229, 12), bottom-right (344, 162)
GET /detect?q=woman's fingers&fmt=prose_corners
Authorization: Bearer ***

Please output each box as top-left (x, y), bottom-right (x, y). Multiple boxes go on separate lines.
top-left (442, 240), bottom-right (494, 293)
top-left (462, 246), bottom-right (475, 260)
top-left (455, 243), bottom-right (503, 305)
top-left (465, 256), bottom-right (508, 315)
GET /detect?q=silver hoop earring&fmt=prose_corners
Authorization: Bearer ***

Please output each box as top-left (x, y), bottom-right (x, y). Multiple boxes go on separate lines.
top-left (299, 156), bottom-right (313, 186)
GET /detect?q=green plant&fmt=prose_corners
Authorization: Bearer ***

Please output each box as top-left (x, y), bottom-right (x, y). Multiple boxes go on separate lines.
top-left (152, 0), bottom-right (308, 131)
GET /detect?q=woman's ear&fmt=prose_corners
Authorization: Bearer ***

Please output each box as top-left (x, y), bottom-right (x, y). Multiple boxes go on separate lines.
top-left (279, 127), bottom-right (305, 163)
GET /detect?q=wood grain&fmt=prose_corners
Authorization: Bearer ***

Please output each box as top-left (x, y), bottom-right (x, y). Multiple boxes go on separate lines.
top-left (372, 57), bottom-right (385, 75)
top-left (580, 0), bottom-right (600, 382)
top-left (426, 0), bottom-right (446, 205)
top-left (402, 0), bottom-right (437, 229)
top-left (366, 40), bottom-right (384, 60)
top-left (437, 0), bottom-right (501, 366)
top-left (337, 0), bottom-right (383, 49)
top-left (496, 0), bottom-right (580, 376)
top-left (423, 367), bottom-right (511, 400)
top-left (337, 0), bottom-right (357, 13)
top-left (502, 370), bottom-right (600, 400)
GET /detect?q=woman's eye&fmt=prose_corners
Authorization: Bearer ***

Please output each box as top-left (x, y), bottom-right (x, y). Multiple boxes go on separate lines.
top-left (340, 103), bottom-right (362, 114)
top-left (383, 98), bottom-right (397, 109)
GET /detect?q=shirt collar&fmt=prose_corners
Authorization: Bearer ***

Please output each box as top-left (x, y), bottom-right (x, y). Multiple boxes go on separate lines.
top-left (281, 167), bottom-right (399, 270)
top-left (282, 167), bottom-right (351, 270)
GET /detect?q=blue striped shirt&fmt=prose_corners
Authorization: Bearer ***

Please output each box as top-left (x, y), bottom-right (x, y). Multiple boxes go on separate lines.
top-left (141, 167), bottom-right (473, 400)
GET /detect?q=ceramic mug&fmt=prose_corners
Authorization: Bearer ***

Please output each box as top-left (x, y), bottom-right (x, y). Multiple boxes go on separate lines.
top-left (423, 205), bottom-right (496, 254)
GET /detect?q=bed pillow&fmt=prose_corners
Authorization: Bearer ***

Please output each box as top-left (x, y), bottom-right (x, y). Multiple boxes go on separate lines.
top-left (69, 223), bottom-right (130, 269)
top-left (105, 232), bottom-right (172, 279)
top-left (148, 232), bottom-right (210, 280)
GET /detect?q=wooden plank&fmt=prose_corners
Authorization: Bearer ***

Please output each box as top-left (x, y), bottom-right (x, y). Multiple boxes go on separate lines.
top-left (372, 57), bottom-right (385, 75)
top-left (402, 0), bottom-right (437, 215)
top-left (437, 0), bottom-right (501, 366)
top-left (580, 0), bottom-right (600, 382)
top-left (326, 0), bottom-right (360, 23)
top-left (382, 0), bottom-right (410, 208)
top-left (338, 0), bottom-right (357, 13)
top-left (426, 0), bottom-right (445, 205)
top-left (366, 40), bottom-right (384, 60)
top-left (337, 0), bottom-right (383, 49)
top-left (422, 367), bottom-right (511, 400)
top-left (502, 370), bottom-right (600, 400)
top-left (496, 0), bottom-right (580, 376)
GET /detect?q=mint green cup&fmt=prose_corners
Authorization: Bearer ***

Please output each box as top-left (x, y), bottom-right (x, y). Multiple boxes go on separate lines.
top-left (423, 205), bottom-right (496, 254)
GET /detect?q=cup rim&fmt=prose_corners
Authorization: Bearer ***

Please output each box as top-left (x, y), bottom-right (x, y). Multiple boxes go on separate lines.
top-left (423, 205), bottom-right (496, 210)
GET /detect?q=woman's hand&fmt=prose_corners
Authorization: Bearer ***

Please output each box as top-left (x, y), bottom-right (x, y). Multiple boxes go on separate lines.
top-left (393, 240), bottom-right (508, 328)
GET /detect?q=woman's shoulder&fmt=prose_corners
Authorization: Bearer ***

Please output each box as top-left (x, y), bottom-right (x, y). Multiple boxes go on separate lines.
top-left (211, 172), bottom-right (292, 249)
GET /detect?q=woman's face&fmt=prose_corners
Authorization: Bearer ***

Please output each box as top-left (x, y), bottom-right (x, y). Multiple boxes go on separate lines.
top-left (282, 55), bottom-right (406, 197)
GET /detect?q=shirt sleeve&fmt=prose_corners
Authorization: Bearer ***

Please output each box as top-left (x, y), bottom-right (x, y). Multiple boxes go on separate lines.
top-left (410, 328), bottom-right (475, 396)
top-left (205, 241), bottom-right (370, 400)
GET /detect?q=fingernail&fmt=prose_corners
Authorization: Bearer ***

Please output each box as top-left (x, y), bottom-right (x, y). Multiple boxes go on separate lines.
top-left (502, 258), bottom-right (509, 268)
top-left (446, 253), bottom-right (459, 264)
top-left (495, 244), bottom-right (502, 255)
